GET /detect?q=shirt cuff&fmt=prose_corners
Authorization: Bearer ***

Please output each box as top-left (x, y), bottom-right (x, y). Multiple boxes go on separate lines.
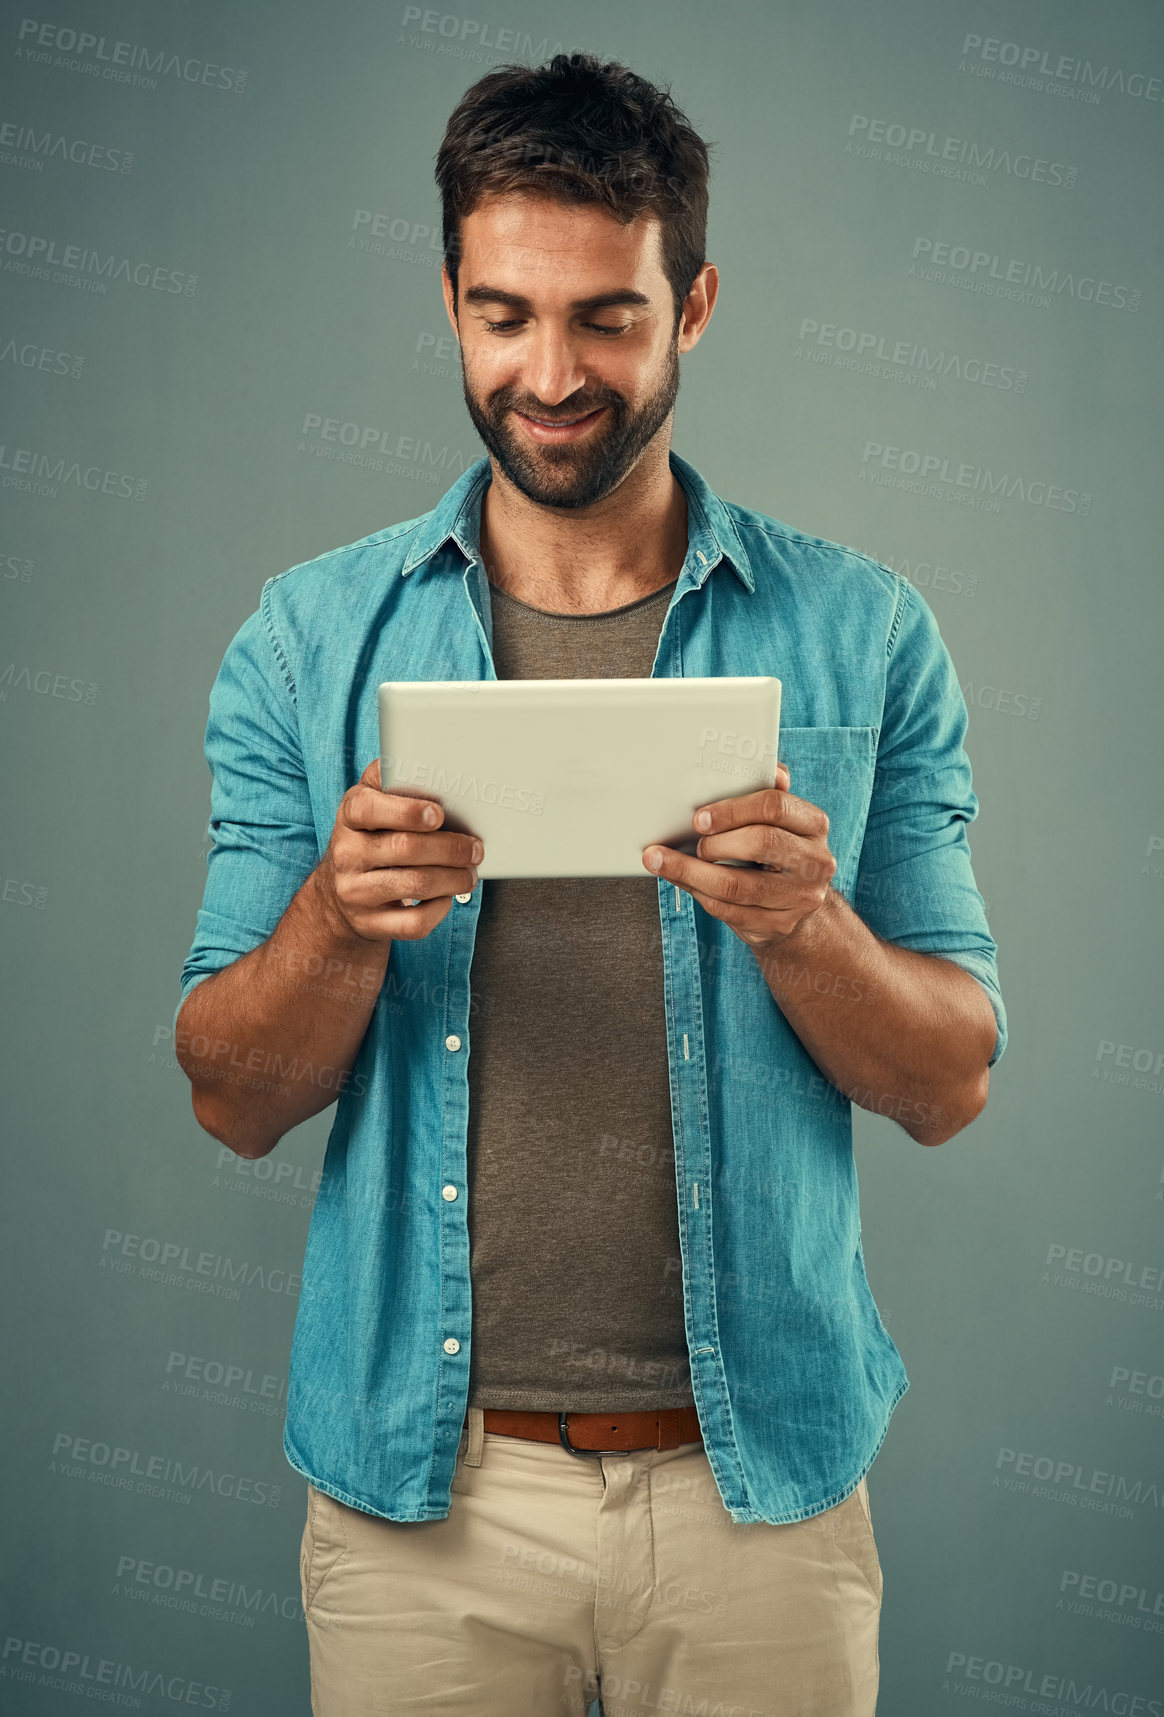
top-left (932, 951), bottom-right (1007, 1068)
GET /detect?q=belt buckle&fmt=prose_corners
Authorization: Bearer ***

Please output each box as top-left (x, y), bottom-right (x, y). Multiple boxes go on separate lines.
top-left (557, 1411), bottom-right (632, 1458)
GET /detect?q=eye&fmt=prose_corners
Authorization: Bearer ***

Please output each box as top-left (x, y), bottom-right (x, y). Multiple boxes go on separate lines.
top-left (481, 320), bottom-right (631, 337)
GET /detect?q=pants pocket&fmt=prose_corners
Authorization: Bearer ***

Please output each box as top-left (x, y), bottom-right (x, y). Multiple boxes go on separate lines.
top-left (830, 1478), bottom-right (883, 1603)
top-left (302, 1484), bottom-right (351, 1615)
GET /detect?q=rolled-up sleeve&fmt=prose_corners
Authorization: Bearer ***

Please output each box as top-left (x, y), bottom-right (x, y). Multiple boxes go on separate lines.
top-left (174, 583), bottom-right (320, 1036)
top-left (854, 578), bottom-right (1007, 1068)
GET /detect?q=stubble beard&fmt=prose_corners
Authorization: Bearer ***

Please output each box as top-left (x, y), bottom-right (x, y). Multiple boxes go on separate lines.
top-left (458, 336), bottom-right (681, 511)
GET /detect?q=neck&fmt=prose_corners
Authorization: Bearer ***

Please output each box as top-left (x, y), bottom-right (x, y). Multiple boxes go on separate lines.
top-left (478, 444), bottom-right (688, 615)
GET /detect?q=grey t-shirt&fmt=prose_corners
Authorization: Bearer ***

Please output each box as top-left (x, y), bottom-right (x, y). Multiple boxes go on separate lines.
top-left (465, 575), bottom-right (695, 1411)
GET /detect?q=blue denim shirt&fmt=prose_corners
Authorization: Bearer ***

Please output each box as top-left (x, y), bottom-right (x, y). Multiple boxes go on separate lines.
top-left (175, 450), bottom-right (1006, 1525)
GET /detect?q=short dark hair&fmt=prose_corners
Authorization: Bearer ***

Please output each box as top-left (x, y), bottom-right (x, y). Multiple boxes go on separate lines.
top-left (435, 51), bottom-right (714, 332)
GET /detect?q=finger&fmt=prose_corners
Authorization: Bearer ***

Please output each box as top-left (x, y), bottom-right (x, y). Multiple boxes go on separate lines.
top-left (359, 756), bottom-right (416, 800)
top-left (695, 825), bottom-right (833, 882)
top-left (363, 827), bottom-right (482, 869)
top-left (341, 865), bottom-right (479, 911)
top-left (347, 781), bottom-right (445, 832)
top-left (644, 846), bottom-right (793, 909)
top-left (681, 879), bottom-right (800, 938)
top-left (693, 785), bottom-right (826, 841)
top-left (357, 894), bottom-right (455, 939)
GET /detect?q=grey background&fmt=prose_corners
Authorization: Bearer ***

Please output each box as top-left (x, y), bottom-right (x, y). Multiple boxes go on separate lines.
top-left (2, 0), bottom-right (1162, 1711)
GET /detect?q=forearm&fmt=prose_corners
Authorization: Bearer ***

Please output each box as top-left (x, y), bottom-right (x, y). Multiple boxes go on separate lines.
top-left (754, 887), bottom-right (997, 1144)
top-left (175, 866), bottom-right (390, 1158)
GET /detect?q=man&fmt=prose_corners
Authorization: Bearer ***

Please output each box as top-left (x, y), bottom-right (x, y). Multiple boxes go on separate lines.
top-left (175, 50), bottom-right (1005, 1717)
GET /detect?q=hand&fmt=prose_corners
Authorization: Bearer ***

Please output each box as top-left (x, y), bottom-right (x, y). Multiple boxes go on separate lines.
top-left (641, 762), bottom-right (836, 948)
top-left (316, 759), bottom-right (482, 943)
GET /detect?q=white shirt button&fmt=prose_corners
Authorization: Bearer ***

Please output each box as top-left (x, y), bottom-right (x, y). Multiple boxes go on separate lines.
top-left (445, 1033), bottom-right (461, 1052)
top-left (696, 549), bottom-right (707, 565)
top-left (443, 1337), bottom-right (460, 1355)
top-left (441, 1184), bottom-right (458, 1201)
top-left (455, 892), bottom-right (472, 904)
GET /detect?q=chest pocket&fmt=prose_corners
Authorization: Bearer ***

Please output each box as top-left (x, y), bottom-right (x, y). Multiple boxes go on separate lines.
top-left (776, 727), bottom-right (877, 901)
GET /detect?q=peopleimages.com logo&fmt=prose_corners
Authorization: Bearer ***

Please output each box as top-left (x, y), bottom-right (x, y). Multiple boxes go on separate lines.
top-left (909, 237), bottom-right (1140, 311)
top-left (941, 1648), bottom-right (1161, 1712)
top-left (15, 17), bottom-right (249, 94)
top-left (957, 33), bottom-right (1162, 106)
top-left (859, 441), bottom-right (1089, 515)
top-left (1, 1634), bottom-right (232, 1707)
top-left (0, 226), bottom-right (197, 296)
top-left (796, 317), bottom-right (1027, 392)
top-left (847, 113), bottom-right (1076, 188)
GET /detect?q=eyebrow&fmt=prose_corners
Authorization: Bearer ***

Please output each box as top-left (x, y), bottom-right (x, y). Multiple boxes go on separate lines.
top-left (462, 285), bottom-right (652, 313)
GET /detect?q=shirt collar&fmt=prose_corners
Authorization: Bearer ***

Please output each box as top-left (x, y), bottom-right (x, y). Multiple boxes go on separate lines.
top-left (400, 450), bottom-right (756, 594)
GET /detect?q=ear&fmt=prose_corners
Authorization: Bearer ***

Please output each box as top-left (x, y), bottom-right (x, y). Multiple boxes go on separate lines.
top-left (441, 263), bottom-right (460, 342)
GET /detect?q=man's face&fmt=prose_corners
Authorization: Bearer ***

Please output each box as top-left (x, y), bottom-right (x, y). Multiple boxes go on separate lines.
top-left (443, 192), bottom-right (695, 510)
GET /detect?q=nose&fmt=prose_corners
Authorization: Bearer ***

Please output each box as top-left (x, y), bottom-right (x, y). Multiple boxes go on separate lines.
top-left (515, 329), bottom-right (595, 414)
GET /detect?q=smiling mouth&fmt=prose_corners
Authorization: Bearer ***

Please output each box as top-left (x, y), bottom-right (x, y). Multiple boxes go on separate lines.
top-left (518, 408), bottom-right (603, 426)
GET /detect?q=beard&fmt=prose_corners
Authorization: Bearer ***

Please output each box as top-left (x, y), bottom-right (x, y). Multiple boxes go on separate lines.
top-left (458, 337), bottom-right (680, 511)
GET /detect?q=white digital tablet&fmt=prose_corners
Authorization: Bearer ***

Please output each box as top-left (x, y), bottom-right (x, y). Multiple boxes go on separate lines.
top-left (377, 677), bottom-right (781, 879)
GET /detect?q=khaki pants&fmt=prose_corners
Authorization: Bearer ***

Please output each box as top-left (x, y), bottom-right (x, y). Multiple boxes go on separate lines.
top-left (300, 1409), bottom-right (882, 1716)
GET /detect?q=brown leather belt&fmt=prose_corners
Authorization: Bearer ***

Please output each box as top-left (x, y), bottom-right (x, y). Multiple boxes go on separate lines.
top-left (472, 1405), bottom-right (703, 1457)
